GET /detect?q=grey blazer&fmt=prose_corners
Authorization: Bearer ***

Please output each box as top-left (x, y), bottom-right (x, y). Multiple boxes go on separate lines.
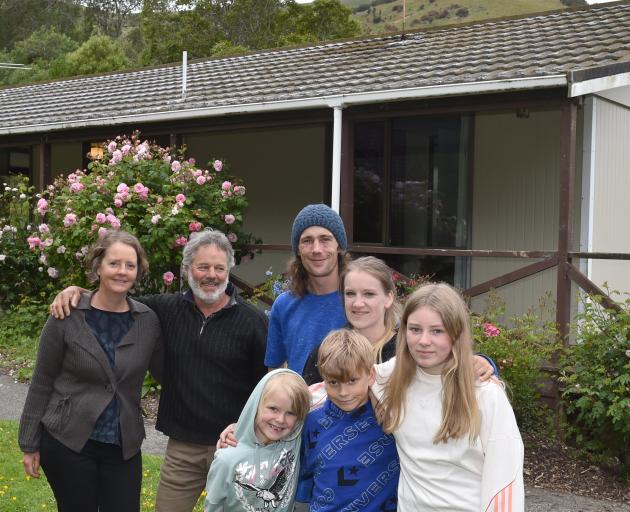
top-left (19, 292), bottom-right (163, 460)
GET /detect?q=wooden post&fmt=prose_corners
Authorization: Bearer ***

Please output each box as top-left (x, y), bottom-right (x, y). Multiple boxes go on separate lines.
top-left (556, 102), bottom-right (577, 345)
top-left (38, 140), bottom-right (51, 188)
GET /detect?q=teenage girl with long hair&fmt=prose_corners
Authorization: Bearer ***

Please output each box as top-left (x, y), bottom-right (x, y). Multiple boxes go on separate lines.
top-left (373, 283), bottom-right (524, 512)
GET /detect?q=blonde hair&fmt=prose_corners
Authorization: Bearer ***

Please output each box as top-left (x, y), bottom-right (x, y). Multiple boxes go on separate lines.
top-left (258, 372), bottom-right (310, 424)
top-left (341, 256), bottom-right (401, 362)
top-left (317, 329), bottom-right (374, 381)
top-left (377, 283), bottom-right (480, 443)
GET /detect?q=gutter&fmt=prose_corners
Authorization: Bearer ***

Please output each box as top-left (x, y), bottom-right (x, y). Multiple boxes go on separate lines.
top-left (0, 75), bottom-right (566, 135)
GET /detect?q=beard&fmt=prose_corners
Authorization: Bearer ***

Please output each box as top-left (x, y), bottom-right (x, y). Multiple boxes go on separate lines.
top-left (187, 271), bottom-right (229, 305)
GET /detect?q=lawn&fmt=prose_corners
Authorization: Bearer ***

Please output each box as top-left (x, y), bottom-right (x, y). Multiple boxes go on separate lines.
top-left (0, 420), bottom-right (204, 511)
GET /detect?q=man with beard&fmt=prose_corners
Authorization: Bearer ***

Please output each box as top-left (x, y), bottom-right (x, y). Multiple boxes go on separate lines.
top-left (50, 229), bottom-right (268, 512)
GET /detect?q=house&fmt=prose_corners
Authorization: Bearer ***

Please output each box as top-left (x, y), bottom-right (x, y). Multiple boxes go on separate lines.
top-left (2, 1), bottom-right (630, 336)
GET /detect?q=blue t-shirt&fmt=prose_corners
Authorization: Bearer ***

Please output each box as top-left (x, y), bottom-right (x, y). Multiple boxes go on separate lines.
top-left (297, 399), bottom-right (399, 511)
top-left (264, 290), bottom-right (346, 373)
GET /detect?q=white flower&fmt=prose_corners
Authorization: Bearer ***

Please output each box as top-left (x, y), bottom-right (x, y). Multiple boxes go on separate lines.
top-left (0, 254), bottom-right (6, 262)
top-left (171, 207), bottom-right (179, 215)
top-left (19, 193), bottom-right (26, 199)
top-left (57, 245), bottom-right (66, 254)
top-left (626, 350), bottom-right (630, 358)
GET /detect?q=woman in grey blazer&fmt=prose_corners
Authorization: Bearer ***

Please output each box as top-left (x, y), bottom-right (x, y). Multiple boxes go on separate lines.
top-left (19, 230), bottom-right (163, 512)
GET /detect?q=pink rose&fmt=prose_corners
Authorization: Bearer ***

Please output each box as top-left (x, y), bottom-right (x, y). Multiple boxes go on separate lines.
top-left (75, 251), bottom-right (83, 260)
top-left (107, 141), bottom-right (117, 153)
top-left (110, 218), bottom-right (121, 229)
top-left (98, 227), bottom-right (108, 237)
top-left (163, 271), bottom-right (175, 286)
top-left (196, 176), bottom-right (206, 185)
top-left (38, 224), bottom-right (50, 234)
top-left (224, 214), bottom-right (235, 225)
top-left (188, 158), bottom-right (196, 165)
top-left (175, 236), bottom-right (187, 247)
top-left (483, 322), bottom-right (501, 337)
top-left (27, 236), bottom-right (42, 250)
top-left (227, 232), bottom-right (238, 243)
top-left (175, 193), bottom-right (186, 204)
top-left (117, 183), bottom-right (129, 194)
top-left (221, 181), bottom-right (232, 191)
top-left (37, 198), bottom-right (48, 215)
top-left (193, 170), bottom-right (202, 177)
top-left (151, 215), bottom-right (161, 225)
top-left (213, 160), bottom-right (223, 172)
top-left (110, 150), bottom-right (123, 165)
top-left (188, 221), bottom-right (202, 232)
top-left (171, 161), bottom-right (182, 172)
top-left (47, 267), bottom-right (59, 279)
top-left (121, 144), bottom-right (131, 156)
top-left (233, 185), bottom-right (246, 196)
top-left (63, 213), bottom-right (77, 227)
top-left (95, 213), bottom-right (107, 224)
top-left (114, 198), bottom-right (123, 208)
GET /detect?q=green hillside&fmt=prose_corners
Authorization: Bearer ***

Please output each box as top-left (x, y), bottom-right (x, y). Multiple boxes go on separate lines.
top-left (342, 0), bottom-right (588, 35)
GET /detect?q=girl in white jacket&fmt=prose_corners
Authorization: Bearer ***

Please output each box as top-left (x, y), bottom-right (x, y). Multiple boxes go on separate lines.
top-left (372, 283), bottom-right (524, 512)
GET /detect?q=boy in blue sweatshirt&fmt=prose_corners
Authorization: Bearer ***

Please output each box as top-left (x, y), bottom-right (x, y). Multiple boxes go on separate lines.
top-left (296, 329), bottom-right (399, 512)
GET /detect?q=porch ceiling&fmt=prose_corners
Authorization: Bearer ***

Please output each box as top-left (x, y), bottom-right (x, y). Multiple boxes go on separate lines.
top-left (2, 1), bottom-right (630, 135)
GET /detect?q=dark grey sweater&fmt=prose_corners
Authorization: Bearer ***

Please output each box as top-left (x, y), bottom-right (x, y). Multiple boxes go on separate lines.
top-left (139, 284), bottom-right (268, 444)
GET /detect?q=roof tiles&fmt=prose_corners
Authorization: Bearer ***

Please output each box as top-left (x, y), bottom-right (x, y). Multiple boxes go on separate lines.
top-left (2, 1), bottom-right (630, 132)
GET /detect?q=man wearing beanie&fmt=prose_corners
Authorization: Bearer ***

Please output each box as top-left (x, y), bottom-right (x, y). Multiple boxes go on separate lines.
top-left (264, 204), bottom-right (349, 374)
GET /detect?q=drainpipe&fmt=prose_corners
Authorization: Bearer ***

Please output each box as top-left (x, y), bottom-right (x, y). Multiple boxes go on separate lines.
top-left (182, 51), bottom-right (187, 100)
top-left (330, 102), bottom-right (344, 213)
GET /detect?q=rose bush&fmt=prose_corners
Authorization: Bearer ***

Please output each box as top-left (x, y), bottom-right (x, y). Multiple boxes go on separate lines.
top-left (19, 133), bottom-right (257, 294)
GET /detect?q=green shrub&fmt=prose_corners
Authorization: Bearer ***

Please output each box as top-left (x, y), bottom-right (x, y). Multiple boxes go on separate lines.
top-left (0, 297), bottom-right (49, 380)
top-left (559, 292), bottom-right (630, 471)
top-left (472, 292), bottom-right (561, 432)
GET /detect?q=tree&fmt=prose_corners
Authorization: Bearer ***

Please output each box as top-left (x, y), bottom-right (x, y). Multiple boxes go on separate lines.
top-left (82, 0), bottom-right (143, 38)
top-left (294, 0), bottom-right (360, 42)
top-left (10, 27), bottom-right (79, 65)
top-left (51, 34), bottom-right (130, 77)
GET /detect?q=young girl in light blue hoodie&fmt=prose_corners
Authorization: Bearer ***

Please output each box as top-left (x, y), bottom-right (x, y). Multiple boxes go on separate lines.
top-left (204, 369), bottom-right (310, 512)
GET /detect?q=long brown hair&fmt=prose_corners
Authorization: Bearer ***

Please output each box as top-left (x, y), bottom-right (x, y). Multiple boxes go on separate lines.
top-left (377, 283), bottom-right (480, 443)
top-left (287, 251), bottom-right (351, 297)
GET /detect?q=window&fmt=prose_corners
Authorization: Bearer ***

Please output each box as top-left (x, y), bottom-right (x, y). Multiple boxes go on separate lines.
top-left (353, 114), bottom-right (472, 286)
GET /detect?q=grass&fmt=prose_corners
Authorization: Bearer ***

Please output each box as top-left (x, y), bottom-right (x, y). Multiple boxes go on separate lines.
top-left (345, 0), bottom-right (576, 34)
top-left (0, 420), bottom-right (205, 512)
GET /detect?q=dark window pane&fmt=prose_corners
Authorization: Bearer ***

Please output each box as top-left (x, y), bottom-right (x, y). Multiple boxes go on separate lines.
top-left (353, 122), bottom-right (385, 243)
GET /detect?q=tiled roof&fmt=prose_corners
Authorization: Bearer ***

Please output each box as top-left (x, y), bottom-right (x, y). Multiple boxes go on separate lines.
top-left (2, 1), bottom-right (630, 134)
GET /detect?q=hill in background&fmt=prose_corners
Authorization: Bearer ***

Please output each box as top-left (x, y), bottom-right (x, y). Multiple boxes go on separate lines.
top-left (342, 0), bottom-right (588, 35)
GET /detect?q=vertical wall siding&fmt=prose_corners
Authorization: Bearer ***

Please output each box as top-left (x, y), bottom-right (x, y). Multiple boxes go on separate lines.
top-left (591, 98), bottom-right (630, 295)
top-left (470, 110), bottom-right (561, 317)
top-left (184, 126), bottom-right (327, 285)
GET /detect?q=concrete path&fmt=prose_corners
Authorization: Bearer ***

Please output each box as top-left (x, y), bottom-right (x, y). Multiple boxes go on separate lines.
top-left (2, 374), bottom-right (628, 511)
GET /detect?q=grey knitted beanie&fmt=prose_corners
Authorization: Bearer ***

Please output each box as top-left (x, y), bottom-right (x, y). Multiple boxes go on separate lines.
top-left (291, 204), bottom-right (348, 253)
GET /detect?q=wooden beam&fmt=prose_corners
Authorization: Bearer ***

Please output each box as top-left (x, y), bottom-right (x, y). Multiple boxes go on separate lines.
top-left (556, 101), bottom-right (577, 344)
top-left (569, 251), bottom-right (630, 260)
top-left (565, 263), bottom-right (621, 312)
top-left (38, 140), bottom-right (51, 188)
top-left (463, 257), bottom-right (558, 298)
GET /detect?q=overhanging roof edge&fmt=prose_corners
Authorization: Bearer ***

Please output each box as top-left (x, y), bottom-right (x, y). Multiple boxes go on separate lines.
top-left (0, 75), bottom-right (567, 136)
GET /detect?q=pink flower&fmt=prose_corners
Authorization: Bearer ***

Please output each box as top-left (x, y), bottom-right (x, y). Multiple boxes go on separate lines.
top-left (188, 158), bottom-right (196, 165)
top-left (70, 181), bottom-right (85, 193)
top-left (110, 149), bottom-right (123, 165)
top-left (483, 322), bottom-right (501, 337)
top-left (98, 227), bottom-right (108, 237)
top-left (107, 141), bottom-right (117, 153)
top-left (175, 193), bottom-right (186, 204)
top-left (114, 198), bottom-right (123, 208)
top-left (188, 221), bottom-right (202, 232)
top-left (221, 181), bottom-right (232, 191)
top-left (171, 161), bottom-right (182, 172)
top-left (163, 271), bottom-right (175, 286)
top-left (57, 245), bottom-right (66, 254)
top-left (193, 169), bottom-right (202, 177)
top-left (224, 214), bottom-right (235, 225)
top-left (47, 267), bottom-right (59, 279)
top-left (63, 213), bottom-right (77, 227)
top-left (227, 232), bottom-right (238, 243)
top-left (75, 251), bottom-right (83, 260)
top-left (42, 238), bottom-right (54, 247)
top-left (175, 236), bottom-right (187, 247)
top-left (213, 160), bottom-right (223, 172)
top-left (27, 236), bottom-right (42, 250)
top-left (121, 144), bottom-right (132, 156)
top-left (233, 185), bottom-right (246, 196)
top-left (151, 214), bottom-right (161, 225)
top-left (36, 198), bottom-right (48, 215)
top-left (134, 183), bottom-right (145, 193)
top-left (110, 218), bottom-right (121, 229)
top-left (38, 224), bottom-right (50, 234)
top-left (95, 213), bottom-right (107, 224)
top-left (163, 155), bottom-right (172, 164)
top-left (196, 176), bottom-right (207, 185)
